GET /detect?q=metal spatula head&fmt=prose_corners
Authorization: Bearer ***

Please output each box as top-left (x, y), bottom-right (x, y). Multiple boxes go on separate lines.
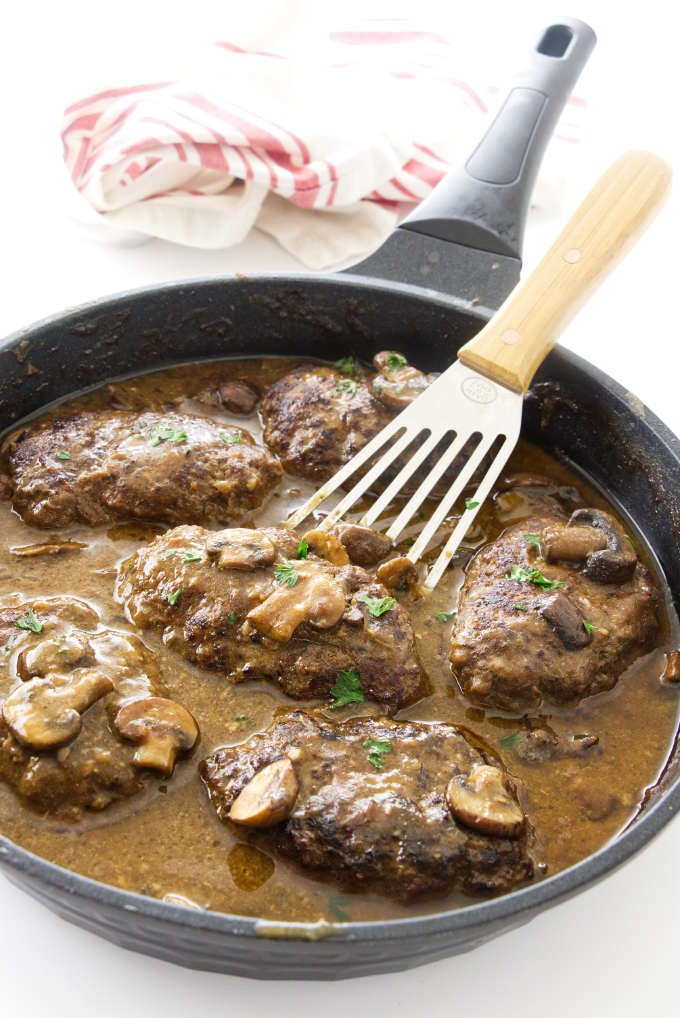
top-left (287, 152), bottom-right (671, 591)
top-left (286, 363), bottom-right (522, 590)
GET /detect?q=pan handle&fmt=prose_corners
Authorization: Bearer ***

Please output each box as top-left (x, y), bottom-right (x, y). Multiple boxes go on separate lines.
top-left (398, 17), bottom-right (596, 260)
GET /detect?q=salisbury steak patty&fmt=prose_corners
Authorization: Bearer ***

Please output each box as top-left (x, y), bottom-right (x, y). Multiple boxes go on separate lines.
top-left (450, 510), bottom-right (659, 710)
top-left (7, 410), bottom-right (282, 528)
top-left (260, 363), bottom-right (391, 481)
top-left (0, 598), bottom-right (198, 818)
top-left (201, 711), bottom-right (533, 901)
top-left (116, 525), bottom-right (425, 707)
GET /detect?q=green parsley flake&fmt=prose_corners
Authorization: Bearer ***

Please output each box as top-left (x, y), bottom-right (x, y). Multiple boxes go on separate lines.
top-left (513, 604), bottom-right (527, 612)
top-left (464, 498), bottom-right (479, 510)
top-left (219, 432), bottom-right (242, 445)
top-left (227, 611), bottom-right (236, 625)
top-left (14, 609), bottom-right (44, 634)
top-left (167, 588), bottom-right (182, 606)
top-left (334, 356), bottom-right (357, 376)
top-left (363, 737), bottom-right (392, 769)
top-left (336, 379), bottom-right (358, 396)
top-left (148, 423), bottom-right (188, 447)
top-left (435, 611), bottom-right (453, 622)
top-left (57, 450), bottom-right (71, 461)
top-left (274, 561), bottom-right (299, 588)
top-left (624, 534), bottom-right (637, 551)
top-left (386, 353), bottom-right (407, 371)
top-left (361, 595), bottom-right (395, 618)
top-left (56, 647), bottom-right (68, 654)
top-left (235, 714), bottom-right (249, 722)
top-left (297, 539), bottom-right (308, 560)
top-left (507, 565), bottom-right (564, 590)
top-left (161, 550), bottom-right (176, 560)
top-left (328, 895), bottom-right (352, 922)
top-left (583, 619), bottom-right (599, 635)
top-left (183, 551), bottom-right (202, 563)
top-left (524, 533), bottom-right (541, 550)
top-left (330, 667), bottom-right (364, 709)
top-left (499, 731), bottom-right (522, 750)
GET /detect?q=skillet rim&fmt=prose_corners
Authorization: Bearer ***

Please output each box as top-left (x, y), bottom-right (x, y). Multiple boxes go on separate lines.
top-left (0, 271), bottom-right (679, 949)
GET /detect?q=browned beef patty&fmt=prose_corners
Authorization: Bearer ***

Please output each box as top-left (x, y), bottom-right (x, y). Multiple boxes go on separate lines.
top-left (450, 514), bottom-right (659, 710)
top-left (260, 364), bottom-right (391, 481)
top-left (7, 410), bottom-right (282, 528)
top-left (0, 598), bottom-right (196, 818)
top-left (201, 710), bottom-right (533, 901)
top-left (115, 525), bottom-right (425, 708)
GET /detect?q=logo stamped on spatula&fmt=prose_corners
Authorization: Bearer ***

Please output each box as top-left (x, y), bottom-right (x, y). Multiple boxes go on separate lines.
top-left (461, 376), bottom-right (497, 404)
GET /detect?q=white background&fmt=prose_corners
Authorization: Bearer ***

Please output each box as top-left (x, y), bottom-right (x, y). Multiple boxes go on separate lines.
top-left (0, 1), bottom-right (678, 1015)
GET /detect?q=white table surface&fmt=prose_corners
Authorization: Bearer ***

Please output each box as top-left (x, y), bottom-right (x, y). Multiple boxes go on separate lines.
top-left (1, 1), bottom-right (678, 1014)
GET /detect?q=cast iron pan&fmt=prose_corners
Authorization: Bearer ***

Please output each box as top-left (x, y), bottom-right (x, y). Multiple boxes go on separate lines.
top-left (1, 19), bottom-right (679, 980)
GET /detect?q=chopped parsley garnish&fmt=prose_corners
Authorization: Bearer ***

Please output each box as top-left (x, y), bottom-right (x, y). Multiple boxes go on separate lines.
top-left (227, 611), bottom-right (236, 625)
top-left (435, 610), bottom-right (453, 622)
top-left (513, 604), bottom-right (527, 612)
top-left (386, 353), bottom-right (407, 371)
top-left (405, 537), bottom-right (415, 547)
top-left (524, 533), bottom-right (541, 550)
top-left (161, 550), bottom-right (176, 560)
top-left (296, 539), bottom-right (308, 560)
top-left (183, 551), bottom-right (202, 563)
top-left (507, 565), bottom-right (564, 590)
top-left (57, 450), bottom-right (71, 461)
top-left (328, 895), bottom-right (352, 922)
top-left (56, 647), bottom-right (68, 654)
top-left (464, 498), bottom-right (479, 510)
top-left (219, 432), bottom-right (242, 445)
top-left (363, 737), bottom-right (392, 769)
top-left (334, 356), bottom-right (358, 376)
top-left (330, 667), bottom-right (364, 709)
top-left (167, 588), bottom-right (182, 606)
top-left (274, 561), bottom-right (299, 588)
top-left (235, 714), bottom-right (249, 722)
top-left (361, 595), bottom-right (395, 618)
top-left (500, 731), bottom-right (522, 750)
top-left (148, 423), bottom-right (187, 447)
top-left (14, 609), bottom-right (44, 634)
top-left (583, 619), bottom-right (599, 635)
top-left (336, 379), bottom-right (358, 396)
top-left (624, 534), bottom-right (637, 551)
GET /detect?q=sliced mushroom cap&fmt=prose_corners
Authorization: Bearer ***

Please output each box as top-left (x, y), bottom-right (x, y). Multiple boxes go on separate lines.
top-left (446, 764), bottom-right (525, 838)
top-left (229, 757), bottom-right (299, 828)
top-left (246, 561), bottom-right (346, 642)
top-left (372, 351), bottom-right (432, 410)
top-left (10, 540), bottom-right (87, 558)
top-left (568, 508), bottom-right (637, 583)
top-left (217, 380), bottom-right (259, 415)
top-left (539, 591), bottom-right (591, 649)
top-left (541, 524), bottom-right (607, 563)
top-left (376, 556), bottom-right (418, 592)
top-left (17, 632), bottom-right (94, 680)
top-left (332, 523), bottom-right (392, 567)
top-left (205, 529), bottom-right (276, 570)
top-left (115, 697), bottom-right (199, 775)
top-left (661, 650), bottom-right (680, 683)
top-left (302, 528), bottom-right (350, 566)
top-left (2, 668), bottom-right (113, 751)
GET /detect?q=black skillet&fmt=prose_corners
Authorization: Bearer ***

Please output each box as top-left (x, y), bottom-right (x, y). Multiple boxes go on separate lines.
top-left (1, 18), bottom-right (679, 980)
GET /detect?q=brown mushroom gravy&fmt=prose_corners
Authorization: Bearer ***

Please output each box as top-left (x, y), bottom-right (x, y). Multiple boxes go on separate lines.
top-left (0, 356), bottom-right (678, 925)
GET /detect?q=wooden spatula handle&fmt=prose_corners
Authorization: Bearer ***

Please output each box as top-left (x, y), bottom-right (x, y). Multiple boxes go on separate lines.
top-left (457, 150), bottom-right (672, 393)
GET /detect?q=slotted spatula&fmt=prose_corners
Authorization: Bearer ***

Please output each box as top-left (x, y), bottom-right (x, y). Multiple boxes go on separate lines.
top-left (288, 151), bottom-right (672, 590)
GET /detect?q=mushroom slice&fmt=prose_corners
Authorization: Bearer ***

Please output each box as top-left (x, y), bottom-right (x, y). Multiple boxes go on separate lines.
top-left (372, 351), bottom-right (432, 411)
top-left (332, 523), bottom-right (392, 567)
top-left (302, 528), bottom-right (350, 566)
top-left (229, 758), bottom-right (299, 828)
top-left (114, 697), bottom-right (199, 775)
top-left (246, 562), bottom-right (346, 642)
top-left (205, 529), bottom-right (276, 570)
top-left (446, 764), bottom-right (525, 838)
top-left (376, 556), bottom-right (418, 592)
top-left (10, 540), bottom-right (87, 557)
top-left (568, 509), bottom-right (637, 584)
top-left (2, 668), bottom-right (114, 751)
top-left (17, 632), bottom-right (94, 680)
top-left (539, 591), bottom-right (592, 649)
top-left (541, 524), bottom-right (607, 563)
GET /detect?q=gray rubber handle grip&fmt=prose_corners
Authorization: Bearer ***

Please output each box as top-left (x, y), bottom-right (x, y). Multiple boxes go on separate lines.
top-left (399, 18), bottom-right (597, 260)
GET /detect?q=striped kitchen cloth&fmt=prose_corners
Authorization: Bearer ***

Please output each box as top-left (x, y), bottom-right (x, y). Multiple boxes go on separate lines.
top-left (61, 20), bottom-right (585, 269)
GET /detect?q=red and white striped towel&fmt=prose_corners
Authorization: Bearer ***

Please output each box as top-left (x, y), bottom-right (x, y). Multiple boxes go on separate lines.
top-left (62, 20), bottom-right (585, 269)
